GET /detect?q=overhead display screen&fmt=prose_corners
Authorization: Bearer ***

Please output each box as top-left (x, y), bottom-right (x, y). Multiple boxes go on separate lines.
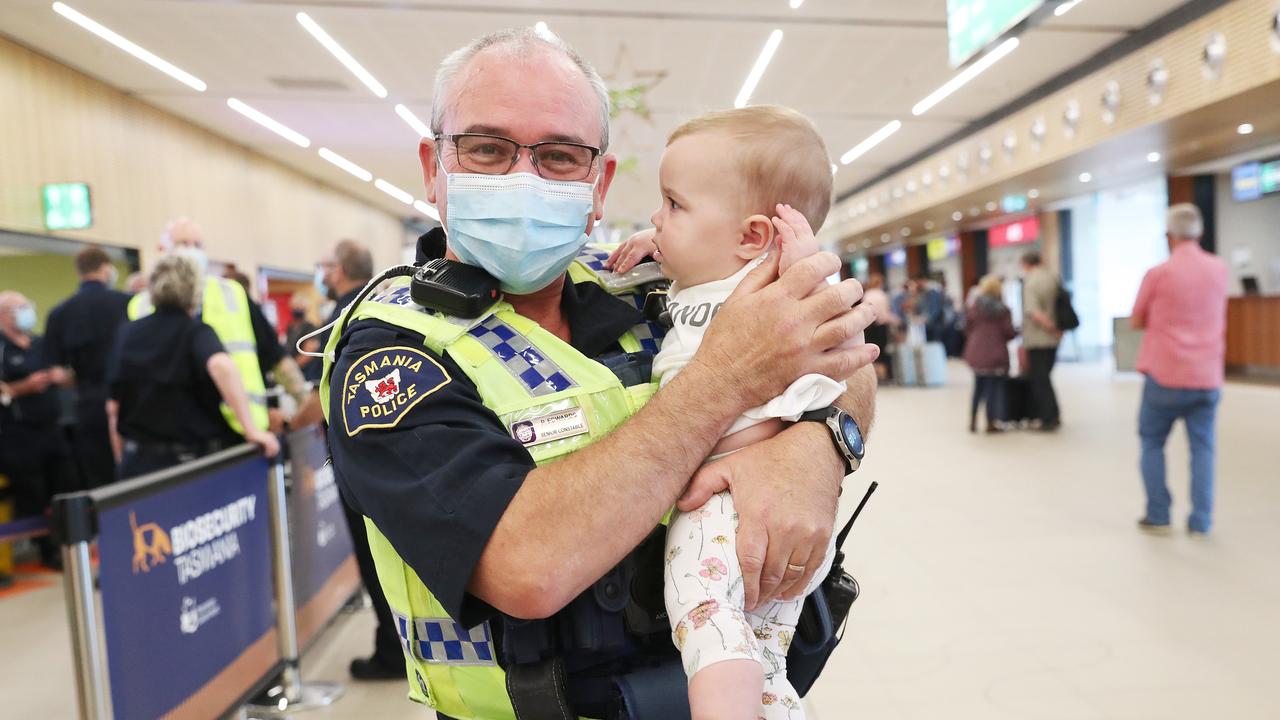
top-left (948, 0), bottom-right (1046, 66)
top-left (1232, 159), bottom-right (1280, 202)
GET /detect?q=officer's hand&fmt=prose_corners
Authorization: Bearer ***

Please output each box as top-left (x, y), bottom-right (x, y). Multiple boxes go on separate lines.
top-left (693, 251), bottom-right (877, 409)
top-left (676, 423), bottom-right (841, 611)
top-left (25, 370), bottom-right (52, 392)
top-left (247, 429), bottom-right (280, 459)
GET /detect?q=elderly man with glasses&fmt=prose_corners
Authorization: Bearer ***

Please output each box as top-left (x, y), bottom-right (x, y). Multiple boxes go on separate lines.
top-left (319, 28), bottom-right (878, 719)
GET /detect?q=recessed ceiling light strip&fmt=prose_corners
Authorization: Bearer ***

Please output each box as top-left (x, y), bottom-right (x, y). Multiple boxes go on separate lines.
top-left (735, 29), bottom-right (784, 109)
top-left (51, 2), bottom-right (207, 91)
top-left (227, 98), bottom-right (311, 148)
top-left (296, 12), bottom-right (388, 99)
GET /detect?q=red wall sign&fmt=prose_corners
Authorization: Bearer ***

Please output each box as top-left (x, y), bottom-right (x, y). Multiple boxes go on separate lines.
top-left (989, 216), bottom-right (1040, 247)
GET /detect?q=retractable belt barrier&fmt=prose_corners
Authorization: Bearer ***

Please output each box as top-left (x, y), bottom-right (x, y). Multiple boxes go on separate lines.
top-left (53, 429), bottom-right (356, 720)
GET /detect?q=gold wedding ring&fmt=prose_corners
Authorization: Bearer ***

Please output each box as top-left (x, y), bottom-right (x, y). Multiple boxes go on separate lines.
top-left (786, 563), bottom-right (806, 574)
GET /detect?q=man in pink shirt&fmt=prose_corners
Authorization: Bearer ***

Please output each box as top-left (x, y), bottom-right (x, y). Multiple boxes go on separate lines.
top-left (1130, 203), bottom-right (1229, 536)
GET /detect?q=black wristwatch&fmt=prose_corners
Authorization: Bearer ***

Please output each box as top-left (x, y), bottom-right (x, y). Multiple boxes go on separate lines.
top-left (798, 406), bottom-right (864, 475)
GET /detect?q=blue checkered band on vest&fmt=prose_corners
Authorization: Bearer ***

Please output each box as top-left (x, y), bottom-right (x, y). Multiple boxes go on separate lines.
top-left (393, 612), bottom-right (497, 666)
top-left (468, 316), bottom-right (578, 396)
top-left (623, 293), bottom-right (664, 355)
top-left (576, 246), bottom-right (612, 273)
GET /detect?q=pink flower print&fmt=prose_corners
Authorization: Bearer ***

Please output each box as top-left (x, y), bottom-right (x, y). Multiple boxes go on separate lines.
top-left (687, 507), bottom-right (712, 524)
top-left (761, 692), bottom-right (778, 706)
top-left (699, 557), bottom-right (728, 582)
top-left (688, 599), bottom-right (720, 629)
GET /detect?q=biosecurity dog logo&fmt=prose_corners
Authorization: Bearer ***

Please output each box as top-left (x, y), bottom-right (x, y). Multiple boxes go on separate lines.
top-left (131, 512), bottom-right (173, 573)
top-left (126, 497), bottom-right (257, 585)
top-left (342, 346), bottom-right (451, 436)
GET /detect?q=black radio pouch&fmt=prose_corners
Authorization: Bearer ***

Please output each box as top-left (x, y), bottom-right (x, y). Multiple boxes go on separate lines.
top-left (786, 481), bottom-right (877, 697)
top-left (410, 258), bottom-right (501, 318)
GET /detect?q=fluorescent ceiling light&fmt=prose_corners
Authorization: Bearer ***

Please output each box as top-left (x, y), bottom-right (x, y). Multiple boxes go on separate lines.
top-left (1078, 172), bottom-right (1093, 183)
top-left (318, 147), bottom-right (372, 182)
top-left (227, 98), bottom-right (310, 147)
top-left (790, 0), bottom-right (805, 8)
top-left (1146, 151), bottom-right (1162, 163)
top-left (952, 211), bottom-right (964, 221)
top-left (534, 21), bottom-right (554, 39)
top-left (413, 200), bottom-right (441, 221)
top-left (985, 201), bottom-right (998, 212)
top-left (912, 37), bottom-right (1020, 116)
top-left (51, 2), bottom-right (206, 91)
top-left (735, 29), bottom-right (783, 108)
top-left (830, 163), bottom-right (838, 176)
top-left (395, 104), bottom-right (432, 139)
top-left (296, 12), bottom-right (387, 99)
top-left (1055, 0), bottom-right (1084, 17)
top-left (375, 178), bottom-right (414, 205)
top-left (841, 120), bottom-right (902, 165)
top-left (1028, 188), bottom-right (1041, 198)
top-left (1237, 123), bottom-right (1255, 135)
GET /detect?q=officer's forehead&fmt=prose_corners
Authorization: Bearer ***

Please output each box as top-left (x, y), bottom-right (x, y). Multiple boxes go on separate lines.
top-left (443, 47), bottom-right (600, 145)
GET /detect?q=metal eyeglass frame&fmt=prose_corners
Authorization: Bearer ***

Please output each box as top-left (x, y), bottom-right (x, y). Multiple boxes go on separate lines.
top-left (438, 133), bottom-right (602, 181)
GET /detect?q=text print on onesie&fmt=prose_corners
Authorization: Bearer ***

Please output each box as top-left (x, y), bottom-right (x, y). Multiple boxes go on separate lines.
top-left (509, 406), bottom-right (589, 448)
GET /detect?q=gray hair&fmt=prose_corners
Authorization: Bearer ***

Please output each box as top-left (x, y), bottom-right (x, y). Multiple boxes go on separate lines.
top-left (150, 255), bottom-right (200, 311)
top-left (430, 27), bottom-right (611, 152)
top-left (1167, 203), bottom-right (1204, 240)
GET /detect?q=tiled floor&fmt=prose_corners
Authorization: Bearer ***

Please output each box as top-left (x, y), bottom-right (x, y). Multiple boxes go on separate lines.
top-left (5, 361), bottom-right (1278, 719)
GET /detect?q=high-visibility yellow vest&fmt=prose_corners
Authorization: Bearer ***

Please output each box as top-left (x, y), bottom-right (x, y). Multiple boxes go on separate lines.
top-left (128, 275), bottom-right (270, 434)
top-left (320, 250), bottom-right (663, 720)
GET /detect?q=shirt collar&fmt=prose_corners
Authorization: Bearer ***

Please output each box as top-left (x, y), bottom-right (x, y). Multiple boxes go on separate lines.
top-left (80, 279), bottom-right (105, 289)
top-left (414, 228), bottom-right (642, 357)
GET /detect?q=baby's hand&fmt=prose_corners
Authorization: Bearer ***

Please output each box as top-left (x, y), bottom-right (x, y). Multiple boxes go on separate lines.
top-left (771, 204), bottom-right (821, 275)
top-left (603, 228), bottom-right (657, 274)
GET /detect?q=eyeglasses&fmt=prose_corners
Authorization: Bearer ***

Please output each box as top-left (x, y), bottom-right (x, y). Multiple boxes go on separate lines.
top-left (440, 133), bottom-right (601, 182)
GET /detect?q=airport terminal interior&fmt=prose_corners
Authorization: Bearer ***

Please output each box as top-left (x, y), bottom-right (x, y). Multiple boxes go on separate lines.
top-left (1, 1), bottom-right (1279, 718)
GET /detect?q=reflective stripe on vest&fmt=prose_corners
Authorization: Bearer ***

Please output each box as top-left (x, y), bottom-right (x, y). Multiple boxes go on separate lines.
top-left (128, 276), bottom-right (269, 434)
top-left (320, 255), bottom-right (665, 720)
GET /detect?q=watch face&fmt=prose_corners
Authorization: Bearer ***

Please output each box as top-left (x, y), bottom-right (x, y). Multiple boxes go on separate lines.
top-left (839, 414), bottom-right (865, 458)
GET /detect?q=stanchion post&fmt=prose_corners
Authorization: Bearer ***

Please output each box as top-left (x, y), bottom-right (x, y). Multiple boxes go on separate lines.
top-left (247, 461), bottom-right (343, 716)
top-left (56, 494), bottom-right (112, 720)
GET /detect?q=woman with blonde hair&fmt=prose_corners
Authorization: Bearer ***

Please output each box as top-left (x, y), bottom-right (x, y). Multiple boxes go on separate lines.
top-left (107, 255), bottom-right (278, 478)
top-left (963, 274), bottom-right (1017, 433)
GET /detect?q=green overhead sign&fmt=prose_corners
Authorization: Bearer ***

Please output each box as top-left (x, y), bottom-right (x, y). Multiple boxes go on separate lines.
top-left (42, 182), bottom-right (93, 230)
top-left (948, 0), bottom-right (1045, 66)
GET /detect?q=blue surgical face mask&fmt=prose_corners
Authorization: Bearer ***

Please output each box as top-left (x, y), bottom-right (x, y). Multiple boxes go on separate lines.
top-left (443, 169), bottom-right (596, 295)
top-left (14, 305), bottom-right (37, 332)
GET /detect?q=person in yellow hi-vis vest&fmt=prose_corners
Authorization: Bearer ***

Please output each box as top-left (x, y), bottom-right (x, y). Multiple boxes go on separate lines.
top-left (319, 28), bottom-right (878, 720)
top-left (128, 218), bottom-right (314, 437)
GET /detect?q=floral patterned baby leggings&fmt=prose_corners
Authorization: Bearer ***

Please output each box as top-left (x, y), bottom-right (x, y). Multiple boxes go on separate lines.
top-left (665, 491), bottom-right (834, 719)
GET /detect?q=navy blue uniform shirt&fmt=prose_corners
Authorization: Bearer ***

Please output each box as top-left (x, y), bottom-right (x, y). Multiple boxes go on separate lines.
top-left (0, 334), bottom-right (60, 426)
top-left (328, 229), bottom-right (645, 627)
top-left (43, 279), bottom-right (131, 398)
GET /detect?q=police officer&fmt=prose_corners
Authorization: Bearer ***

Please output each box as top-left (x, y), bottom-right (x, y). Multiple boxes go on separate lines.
top-left (107, 256), bottom-right (279, 477)
top-left (43, 245), bottom-right (131, 489)
top-left (129, 218), bottom-right (314, 435)
top-left (0, 291), bottom-right (75, 568)
top-left (322, 29), bottom-right (878, 719)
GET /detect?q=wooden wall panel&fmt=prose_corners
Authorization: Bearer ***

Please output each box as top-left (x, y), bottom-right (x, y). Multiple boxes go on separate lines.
top-left (0, 37), bottom-right (404, 275)
top-left (1226, 296), bottom-right (1280, 369)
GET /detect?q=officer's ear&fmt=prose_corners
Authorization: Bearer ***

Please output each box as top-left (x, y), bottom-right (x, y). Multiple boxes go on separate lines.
top-left (737, 214), bottom-right (775, 261)
top-left (420, 138), bottom-right (440, 205)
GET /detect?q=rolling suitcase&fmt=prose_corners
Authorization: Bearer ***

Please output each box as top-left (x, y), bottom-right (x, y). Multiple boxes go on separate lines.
top-left (1005, 375), bottom-right (1033, 424)
top-left (894, 345), bottom-right (918, 386)
top-left (918, 342), bottom-right (947, 387)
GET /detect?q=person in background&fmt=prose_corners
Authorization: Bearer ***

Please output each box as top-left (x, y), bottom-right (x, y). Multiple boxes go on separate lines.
top-left (302, 240), bottom-right (373, 383)
top-left (125, 271), bottom-right (147, 295)
top-left (862, 272), bottom-right (898, 382)
top-left (285, 291), bottom-right (320, 377)
top-left (43, 246), bottom-right (132, 489)
top-left (1130, 203), bottom-right (1229, 537)
top-left (964, 274), bottom-right (1017, 433)
top-left (0, 291), bottom-right (75, 568)
top-left (297, 238), bottom-right (400, 681)
top-left (107, 256), bottom-right (278, 478)
top-left (131, 218), bottom-right (313, 434)
top-left (1019, 251), bottom-right (1062, 431)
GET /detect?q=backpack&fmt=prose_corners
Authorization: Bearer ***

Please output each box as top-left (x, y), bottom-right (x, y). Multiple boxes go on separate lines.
top-left (1054, 284), bottom-right (1080, 331)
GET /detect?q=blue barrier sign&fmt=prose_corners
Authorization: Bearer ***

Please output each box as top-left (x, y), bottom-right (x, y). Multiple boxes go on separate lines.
top-left (286, 427), bottom-right (359, 646)
top-left (96, 454), bottom-right (278, 719)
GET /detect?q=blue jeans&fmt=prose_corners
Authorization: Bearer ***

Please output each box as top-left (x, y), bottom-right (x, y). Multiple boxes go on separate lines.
top-left (1138, 376), bottom-right (1221, 532)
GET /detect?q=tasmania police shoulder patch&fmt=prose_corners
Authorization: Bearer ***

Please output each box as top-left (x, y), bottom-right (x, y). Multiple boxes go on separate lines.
top-left (342, 346), bottom-right (450, 437)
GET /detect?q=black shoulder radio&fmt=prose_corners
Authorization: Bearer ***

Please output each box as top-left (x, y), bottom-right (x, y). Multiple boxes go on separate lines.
top-left (410, 258), bottom-right (501, 318)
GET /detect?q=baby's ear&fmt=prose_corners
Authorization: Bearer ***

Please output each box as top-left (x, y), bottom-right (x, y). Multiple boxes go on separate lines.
top-left (737, 214), bottom-right (775, 260)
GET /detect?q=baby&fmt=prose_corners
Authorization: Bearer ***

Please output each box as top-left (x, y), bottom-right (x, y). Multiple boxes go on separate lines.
top-left (604, 106), bottom-right (852, 720)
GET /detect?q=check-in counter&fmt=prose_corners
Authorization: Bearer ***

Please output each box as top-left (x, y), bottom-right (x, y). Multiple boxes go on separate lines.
top-left (1226, 296), bottom-right (1280, 375)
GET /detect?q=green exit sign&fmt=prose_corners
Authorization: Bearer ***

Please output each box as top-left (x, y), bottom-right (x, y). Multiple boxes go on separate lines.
top-left (42, 182), bottom-right (93, 230)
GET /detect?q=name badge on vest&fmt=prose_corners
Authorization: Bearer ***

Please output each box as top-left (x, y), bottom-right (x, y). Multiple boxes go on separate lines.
top-left (343, 346), bottom-right (451, 436)
top-left (509, 406), bottom-right (589, 448)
